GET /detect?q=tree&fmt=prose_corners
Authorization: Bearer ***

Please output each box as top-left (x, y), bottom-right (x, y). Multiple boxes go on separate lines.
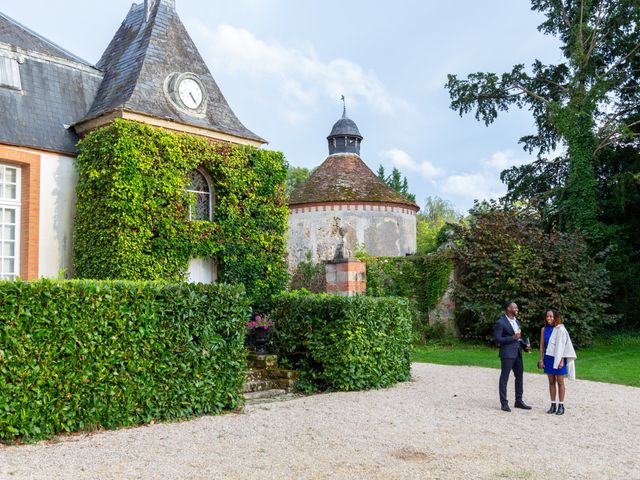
top-left (451, 203), bottom-right (614, 347)
top-left (416, 196), bottom-right (462, 253)
top-left (446, 0), bottom-right (640, 238)
top-left (377, 165), bottom-right (417, 203)
top-left (286, 166), bottom-right (312, 196)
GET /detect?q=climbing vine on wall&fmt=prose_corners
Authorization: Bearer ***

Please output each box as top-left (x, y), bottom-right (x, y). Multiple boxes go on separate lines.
top-left (73, 120), bottom-right (289, 306)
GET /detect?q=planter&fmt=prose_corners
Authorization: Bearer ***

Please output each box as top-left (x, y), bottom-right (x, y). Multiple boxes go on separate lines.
top-left (252, 328), bottom-right (271, 355)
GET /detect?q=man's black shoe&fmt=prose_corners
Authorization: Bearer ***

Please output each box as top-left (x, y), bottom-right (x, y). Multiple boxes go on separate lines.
top-left (556, 404), bottom-right (565, 415)
top-left (514, 401), bottom-right (532, 410)
top-left (501, 405), bottom-right (511, 412)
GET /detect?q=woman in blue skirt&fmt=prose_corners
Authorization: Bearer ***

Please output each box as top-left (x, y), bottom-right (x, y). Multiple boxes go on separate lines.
top-left (538, 309), bottom-right (568, 415)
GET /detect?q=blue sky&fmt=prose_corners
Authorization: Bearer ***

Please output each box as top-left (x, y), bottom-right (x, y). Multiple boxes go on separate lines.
top-left (2, 0), bottom-right (562, 213)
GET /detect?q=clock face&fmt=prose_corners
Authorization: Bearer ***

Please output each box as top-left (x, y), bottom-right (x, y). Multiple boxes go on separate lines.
top-left (178, 78), bottom-right (204, 110)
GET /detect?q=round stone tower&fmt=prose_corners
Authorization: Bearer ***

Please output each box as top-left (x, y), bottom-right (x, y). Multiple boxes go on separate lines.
top-left (287, 108), bottom-right (419, 271)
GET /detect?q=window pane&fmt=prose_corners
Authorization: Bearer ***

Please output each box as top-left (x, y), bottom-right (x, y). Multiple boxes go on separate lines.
top-left (4, 209), bottom-right (15, 224)
top-left (5, 184), bottom-right (16, 200)
top-left (0, 168), bottom-right (3, 183)
top-left (3, 241), bottom-right (14, 257)
top-left (4, 225), bottom-right (15, 240)
top-left (188, 170), bottom-right (209, 193)
top-left (194, 193), bottom-right (210, 221)
top-left (5, 168), bottom-right (16, 183)
top-left (3, 258), bottom-right (14, 274)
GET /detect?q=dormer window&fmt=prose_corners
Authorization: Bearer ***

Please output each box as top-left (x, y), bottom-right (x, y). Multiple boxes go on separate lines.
top-left (185, 169), bottom-right (213, 221)
top-left (0, 56), bottom-right (21, 91)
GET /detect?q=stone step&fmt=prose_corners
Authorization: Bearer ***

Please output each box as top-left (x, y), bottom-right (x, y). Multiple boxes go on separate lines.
top-left (243, 379), bottom-right (282, 393)
top-left (247, 354), bottom-right (278, 369)
top-left (243, 389), bottom-right (287, 402)
top-left (268, 369), bottom-right (299, 381)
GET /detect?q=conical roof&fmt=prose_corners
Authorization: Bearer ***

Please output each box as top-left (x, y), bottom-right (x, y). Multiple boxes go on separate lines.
top-left (78, 0), bottom-right (264, 143)
top-left (289, 153), bottom-right (419, 209)
top-left (329, 117), bottom-right (362, 138)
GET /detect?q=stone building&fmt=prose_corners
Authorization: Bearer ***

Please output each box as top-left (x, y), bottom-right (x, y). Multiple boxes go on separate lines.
top-left (0, 0), bottom-right (263, 282)
top-left (288, 109), bottom-right (419, 271)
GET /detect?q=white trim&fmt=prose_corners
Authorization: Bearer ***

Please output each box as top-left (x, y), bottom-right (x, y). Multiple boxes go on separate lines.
top-left (0, 164), bottom-right (21, 280)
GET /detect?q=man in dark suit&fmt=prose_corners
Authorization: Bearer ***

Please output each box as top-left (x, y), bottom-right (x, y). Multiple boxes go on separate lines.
top-left (494, 301), bottom-right (532, 412)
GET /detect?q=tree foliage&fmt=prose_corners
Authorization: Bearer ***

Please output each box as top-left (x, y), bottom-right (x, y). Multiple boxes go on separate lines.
top-left (416, 196), bottom-right (462, 254)
top-left (377, 165), bottom-right (417, 203)
top-left (285, 166), bottom-right (313, 196)
top-left (446, 0), bottom-right (640, 236)
top-left (451, 204), bottom-right (614, 347)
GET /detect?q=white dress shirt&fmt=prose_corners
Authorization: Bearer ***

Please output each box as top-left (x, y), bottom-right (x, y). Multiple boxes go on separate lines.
top-left (506, 315), bottom-right (519, 334)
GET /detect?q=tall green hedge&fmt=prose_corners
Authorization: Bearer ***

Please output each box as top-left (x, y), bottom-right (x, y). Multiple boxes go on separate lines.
top-left (363, 254), bottom-right (453, 341)
top-left (272, 292), bottom-right (413, 391)
top-left (0, 280), bottom-right (250, 443)
top-left (73, 120), bottom-right (288, 306)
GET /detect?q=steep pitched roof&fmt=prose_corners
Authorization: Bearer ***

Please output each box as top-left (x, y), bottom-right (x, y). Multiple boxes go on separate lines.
top-left (0, 11), bottom-right (94, 66)
top-left (289, 153), bottom-right (419, 209)
top-left (80, 0), bottom-right (264, 143)
top-left (0, 12), bottom-right (102, 154)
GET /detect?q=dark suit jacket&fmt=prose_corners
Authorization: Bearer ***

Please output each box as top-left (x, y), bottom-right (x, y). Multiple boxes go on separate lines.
top-left (493, 315), bottom-right (523, 359)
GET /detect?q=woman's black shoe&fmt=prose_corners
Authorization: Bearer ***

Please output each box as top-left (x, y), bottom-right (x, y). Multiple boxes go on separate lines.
top-left (547, 404), bottom-right (557, 414)
top-left (556, 404), bottom-right (565, 415)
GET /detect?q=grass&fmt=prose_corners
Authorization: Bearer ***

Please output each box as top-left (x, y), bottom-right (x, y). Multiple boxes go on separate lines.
top-left (411, 334), bottom-right (640, 388)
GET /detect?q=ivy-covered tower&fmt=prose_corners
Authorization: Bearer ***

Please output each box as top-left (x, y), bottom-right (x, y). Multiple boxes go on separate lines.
top-left (288, 106), bottom-right (419, 271)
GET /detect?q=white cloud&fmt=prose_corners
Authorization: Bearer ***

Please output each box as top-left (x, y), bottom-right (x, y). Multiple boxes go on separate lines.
top-left (438, 149), bottom-right (532, 202)
top-left (440, 174), bottom-right (502, 200)
top-left (380, 148), bottom-right (444, 179)
top-left (482, 149), bottom-right (529, 171)
top-left (190, 22), bottom-right (408, 123)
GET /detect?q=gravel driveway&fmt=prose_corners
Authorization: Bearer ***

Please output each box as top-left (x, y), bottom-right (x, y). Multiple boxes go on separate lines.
top-left (1, 363), bottom-right (639, 480)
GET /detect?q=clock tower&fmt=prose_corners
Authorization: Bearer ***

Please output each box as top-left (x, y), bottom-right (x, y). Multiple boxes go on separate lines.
top-left (74, 0), bottom-right (264, 146)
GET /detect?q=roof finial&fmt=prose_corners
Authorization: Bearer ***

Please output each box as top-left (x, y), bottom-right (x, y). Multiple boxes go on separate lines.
top-left (341, 95), bottom-right (347, 118)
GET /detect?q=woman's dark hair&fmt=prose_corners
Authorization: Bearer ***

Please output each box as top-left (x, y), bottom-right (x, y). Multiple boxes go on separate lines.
top-left (545, 309), bottom-right (562, 326)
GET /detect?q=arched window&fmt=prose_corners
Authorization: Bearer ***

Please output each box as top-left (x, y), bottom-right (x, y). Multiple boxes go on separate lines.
top-left (186, 169), bottom-right (212, 221)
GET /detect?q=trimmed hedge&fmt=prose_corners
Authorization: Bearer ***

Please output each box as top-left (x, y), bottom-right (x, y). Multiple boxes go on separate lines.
top-left (0, 280), bottom-right (250, 443)
top-left (272, 292), bottom-right (413, 391)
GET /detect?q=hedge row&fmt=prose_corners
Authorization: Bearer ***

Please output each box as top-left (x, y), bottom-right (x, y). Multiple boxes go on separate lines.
top-left (0, 280), bottom-right (250, 443)
top-left (272, 292), bottom-right (413, 391)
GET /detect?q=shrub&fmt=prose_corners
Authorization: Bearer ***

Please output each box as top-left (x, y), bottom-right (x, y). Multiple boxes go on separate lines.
top-left (271, 292), bottom-right (413, 391)
top-left (73, 120), bottom-right (289, 307)
top-left (451, 204), bottom-right (614, 346)
top-left (0, 280), bottom-right (250, 443)
top-left (363, 254), bottom-right (453, 342)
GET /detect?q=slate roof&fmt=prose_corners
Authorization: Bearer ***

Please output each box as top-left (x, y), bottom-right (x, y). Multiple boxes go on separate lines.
top-left (0, 11), bottom-right (93, 66)
top-left (0, 12), bottom-right (103, 154)
top-left (289, 153), bottom-right (419, 209)
top-left (80, 0), bottom-right (264, 143)
top-left (328, 116), bottom-right (362, 139)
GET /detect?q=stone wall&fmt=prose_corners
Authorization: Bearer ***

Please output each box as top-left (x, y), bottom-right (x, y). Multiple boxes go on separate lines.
top-left (287, 202), bottom-right (417, 271)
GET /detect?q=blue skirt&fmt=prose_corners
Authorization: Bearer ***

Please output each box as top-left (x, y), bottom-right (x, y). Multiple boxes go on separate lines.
top-left (544, 354), bottom-right (568, 375)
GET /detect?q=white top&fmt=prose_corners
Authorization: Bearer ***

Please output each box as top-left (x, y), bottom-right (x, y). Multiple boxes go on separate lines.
top-left (545, 324), bottom-right (577, 380)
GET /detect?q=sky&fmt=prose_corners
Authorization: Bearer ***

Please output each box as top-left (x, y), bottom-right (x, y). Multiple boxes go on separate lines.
top-left (1, 0), bottom-right (563, 213)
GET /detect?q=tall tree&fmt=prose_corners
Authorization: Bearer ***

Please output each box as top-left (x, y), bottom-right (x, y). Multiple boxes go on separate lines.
top-left (416, 196), bottom-right (462, 253)
top-left (446, 0), bottom-right (640, 238)
top-left (377, 165), bottom-right (417, 203)
top-left (286, 166), bottom-right (312, 196)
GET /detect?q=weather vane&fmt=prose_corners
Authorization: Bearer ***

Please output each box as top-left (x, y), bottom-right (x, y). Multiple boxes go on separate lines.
top-left (340, 94), bottom-right (346, 118)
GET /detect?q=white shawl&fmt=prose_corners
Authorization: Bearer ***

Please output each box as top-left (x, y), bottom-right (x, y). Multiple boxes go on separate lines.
top-left (545, 324), bottom-right (577, 380)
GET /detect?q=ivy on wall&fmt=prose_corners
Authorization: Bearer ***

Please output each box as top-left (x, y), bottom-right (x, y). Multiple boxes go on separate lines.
top-left (73, 120), bottom-right (289, 305)
top-left (363, 253), bottom-right (453, 341)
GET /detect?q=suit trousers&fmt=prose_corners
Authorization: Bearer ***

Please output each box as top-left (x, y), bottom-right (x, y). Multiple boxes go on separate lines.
top-left (499, 353), bottom-right (524, 406)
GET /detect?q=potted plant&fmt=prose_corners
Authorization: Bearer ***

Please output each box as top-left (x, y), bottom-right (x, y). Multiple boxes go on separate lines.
top-left (246, 314), bottom-right (274, 355)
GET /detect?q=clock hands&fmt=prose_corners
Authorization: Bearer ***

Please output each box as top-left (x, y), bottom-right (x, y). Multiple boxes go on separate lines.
top-left (189, 92), bottom-right (197, 105)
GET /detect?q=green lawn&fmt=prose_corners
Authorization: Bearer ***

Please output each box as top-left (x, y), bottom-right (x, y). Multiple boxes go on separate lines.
top-left (411, 335), bottom-right (640, 387)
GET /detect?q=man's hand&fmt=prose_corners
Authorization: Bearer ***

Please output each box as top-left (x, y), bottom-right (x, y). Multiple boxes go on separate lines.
top-left (513, 332), bottom-right (521, 341)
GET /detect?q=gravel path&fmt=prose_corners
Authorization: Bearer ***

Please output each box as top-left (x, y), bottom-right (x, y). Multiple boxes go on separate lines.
top-left (1, 363), bottom-right (639, 480)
